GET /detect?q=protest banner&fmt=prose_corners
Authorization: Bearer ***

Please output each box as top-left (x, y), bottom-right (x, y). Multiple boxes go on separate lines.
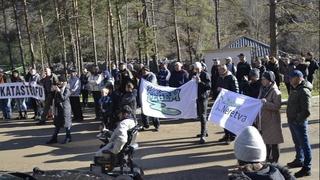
top-left (0, 82), bottom-right (45, 100)
top-left (140, 79), bottom-right (198, 119)
top-left (208, 88), bottom-right (263, 135)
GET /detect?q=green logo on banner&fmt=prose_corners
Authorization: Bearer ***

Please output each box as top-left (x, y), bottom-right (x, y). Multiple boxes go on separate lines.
top-left (146, 86), bottom-right (182, 116)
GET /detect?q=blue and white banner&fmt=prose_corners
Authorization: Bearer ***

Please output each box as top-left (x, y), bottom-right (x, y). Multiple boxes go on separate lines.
top-left (208, 88), bottom-right (263, 135)
top-left (140, 79), bottom-right (198, 119)
top-left (0, 82), bottom-right (45, 100)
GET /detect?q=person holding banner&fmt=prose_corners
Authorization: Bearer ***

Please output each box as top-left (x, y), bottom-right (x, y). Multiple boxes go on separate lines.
top-left (216, 64), bottom-right (239, 144)
top-left (0, 69), bottom-right (11, 120)
top-left (26, 68), bottom-right (41, 120)
top-left (11, 70), bottom-right (28, 119)
top-left (46, 75), bottom-right (73, 144)
top-left (258, 71), bottom-right (284, 163)
top-left (191, 62), bottom-right (211, 144)
top-left (169, 62), bottom-right (189, 88)
top-left (140, 66), bottom-right (160, 131)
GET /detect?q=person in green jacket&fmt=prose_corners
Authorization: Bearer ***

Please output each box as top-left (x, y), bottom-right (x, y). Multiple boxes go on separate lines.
top-left (286, 70), bottom-right (313, 178)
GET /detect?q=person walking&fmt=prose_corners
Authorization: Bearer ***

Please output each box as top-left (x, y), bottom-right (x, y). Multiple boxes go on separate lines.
top-left (80, 68), bottom-right (91, 107)
top-left (46, 75), bottom-right (73, 144)
top-left (286, 70), bottom-right (313, 178)
top-left (258, 71), bottom-right (284, 163)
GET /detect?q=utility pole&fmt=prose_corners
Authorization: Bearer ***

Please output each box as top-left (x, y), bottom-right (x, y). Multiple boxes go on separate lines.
top-left (269, 0), bottom-right (278, 57)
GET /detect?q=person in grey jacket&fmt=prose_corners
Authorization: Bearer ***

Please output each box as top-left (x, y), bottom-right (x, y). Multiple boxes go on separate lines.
top-left (68, 68), bottom-right (83, 122)
top-left (47, 75), bottom-right (72, 144)
top-left (26, 68), bottom-right (41, 120)
top-left (286, 70), bottom-right (313, 178)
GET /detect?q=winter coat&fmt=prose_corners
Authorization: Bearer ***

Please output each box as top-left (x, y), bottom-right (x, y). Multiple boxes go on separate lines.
top-left (99, 95), bottom-right (114, 117)
top-left (68, 76), bottom-right (81, 96)
top-left (26, 73), bottom-right (41, 85)
top-left (279, 63), bottom-right (295, 84)
top-left (168, 69), bottom-right (189, 87)
top-left (256, 65), bottom-right (266, 80)
top-left (120, 89), bottom-right (137, 118)
top-left (142, 72), bottom-right (157, 84)
top-left (306, 58), bottom-right (319, 80)
top-left (266, 61), bottom-right (281, 85)
top-left (157, 68), bottom-right (171, 86)
top-left (216, 71), bottom-right (239, 93)
top-left (286, 80), bottom-right (312, 123)
top-left (211, 65), bottom-right (220, 98)
top-left (119, 69), bottom-right (133, 93)
top-left (258, 83), bottom-right (284, 144)
top-left (99, 118), bottom-right (137, 154)
top-left (80, 72), bottom-right (91, 90)
top-left (190, 71), bottom-right (211, 99)
top-left (40, 74), bottom-right (59, 95)
top-left (0, 74), bottom-right (7, 84)
top-left (295, 63), bottom-right (309, 79)
top-left (54, 85), bottom-right (72, 128)
top-left (87, 73), bottom-right (103, 92)
top-left (229, 163), bottom-right (296, 180)
top-left (226, 63), bottom-right (237, 75)
top-left (243, 80), bottom-right (261, 98)
top-left (236, 61), bottom-right (251, 81)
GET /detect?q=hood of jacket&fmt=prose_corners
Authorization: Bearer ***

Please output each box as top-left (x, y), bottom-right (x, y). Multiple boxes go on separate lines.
top-left (294, 80), bottom-right (313, 92)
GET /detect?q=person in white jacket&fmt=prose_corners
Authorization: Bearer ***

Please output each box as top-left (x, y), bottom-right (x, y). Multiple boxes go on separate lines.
top-left (95, 105), bottom-right (137, 160)
top-left (87, 66), bottom-right (104, 119)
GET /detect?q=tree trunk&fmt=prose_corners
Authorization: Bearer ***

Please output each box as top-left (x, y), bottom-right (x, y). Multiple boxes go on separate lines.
top-left (73, 0), bottom-right (82, 73)
top-left (38, 7), bottom-right (51, 68)
top-left (136, 11), bottom-right (142, 63)
top-left (37, 31), bottom-right (44, 70)
top-left (66, 6), bottom-right (77, 68)
top-left (23, 0), bottom-right (35, 69)
top-left (142, 0), bottom-right (149, 66)
top-left (107, 0), bottom-right (117, 66)
top-left (172, 0), bottom-right (181, 62)
top-left (116, 2), bottom-right (126, 63)
top-left (269, 0), bottom-right (277, 57)
top-left (12, 0), bottom-right (26, 72)
top-left (90, 0), bottom-right (98, 65)
top-left (213, 0), bottom-right (220, 49)
top-left (2, 0), bottom-right (14, 70)
top-left (105, 6), bottom-right (110, 69)
top-left (150, 0), bottom-right (158, 72)
top-left (185, 0), bottom-right (192, 64)
top-left (116, 18), bottom-right (121, 63)
top-left (53, 0), bottom-right (67, 75)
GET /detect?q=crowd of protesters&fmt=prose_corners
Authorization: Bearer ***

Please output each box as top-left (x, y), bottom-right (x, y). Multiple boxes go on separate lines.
top-left (0, 50), bottom-right (318, 179)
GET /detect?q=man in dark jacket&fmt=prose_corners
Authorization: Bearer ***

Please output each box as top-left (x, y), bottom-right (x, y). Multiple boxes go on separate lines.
top-left (157, 62), bottom-right (171, 86)
top-left (305, 52), bottom-right (319, 84)
top-left (210, 59), bottom-right (220, 99)
top-left (37, 67), bottom-right (59, 125)
top-left (266, 56), bottom-right (281, 87)
top-left (80, 68), bottom-right (91, 107)
top-left (190, 62), bottom-right (211, 144)
top-left (216, 64), bottom-right (239, 144)
top-left (169, 62), bottom-right (189, 87)
top-left (286, 70), bottom-right (313, 178)
top-left (140, 66), bottom-right (160, 131)
top-left (236, 53), bottom-right (251, 93)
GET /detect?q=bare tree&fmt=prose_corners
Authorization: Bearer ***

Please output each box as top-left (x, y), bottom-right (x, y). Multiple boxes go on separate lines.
top-left (115, 1), bottom-right (126, 63)
top-left (107, 0), bottom-right (117, 66)
top-left (151, 0), bottom-right (159, 71)
top-left (269, 0), bottom-right (277, 57)
top-left (172, 0), bottom-right (181, 62)
top-left (1, 0), bottom-right (13, 70)
top-left (73, 0), bottom-right (82, 73)
top-left (12, 0), bottom-right (26, 72)
top-left (37, 31), bottom-right (44, 70)
top-left (23, 0), bottom-right (35, 68)
top-left (213, 0), bottom-right (220, 49)
top-left (38, 6), bottom-right (51, 67)
top-left (90, 0), bottom-right (98, 65)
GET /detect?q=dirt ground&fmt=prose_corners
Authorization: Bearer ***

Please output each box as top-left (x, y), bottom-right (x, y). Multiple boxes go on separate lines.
top-left (0, 97), bottom-right (319, 180)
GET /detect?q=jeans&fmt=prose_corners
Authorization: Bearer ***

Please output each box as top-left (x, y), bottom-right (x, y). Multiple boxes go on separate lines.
top-left (0, 99), bottom-right (11, 119)
top-left (15, 98), bottom-right (27, 112)
top-left (288, 121), bottom-right (312, 170)
top-left (197, 98), bottom-right (208, 137)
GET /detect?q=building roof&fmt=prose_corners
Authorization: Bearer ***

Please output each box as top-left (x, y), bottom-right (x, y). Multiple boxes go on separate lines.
top-left (223, 36), bottom-right (287, 58)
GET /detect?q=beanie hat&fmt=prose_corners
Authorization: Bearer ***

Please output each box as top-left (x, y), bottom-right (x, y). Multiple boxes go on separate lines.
top-left (249, 68), bottom-right (260, 79)
top-left (234, 126), bottom-right (266, 162)
top-left (262, 71), bottom-right (275, 82)
top-left (289, 70), bottom-right (303, 78)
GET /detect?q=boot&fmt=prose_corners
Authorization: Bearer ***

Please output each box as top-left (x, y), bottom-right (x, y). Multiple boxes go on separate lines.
top-left (62, 128), bottom-right (72, 144)
top-left (46, 135), bottom-right (58, 144)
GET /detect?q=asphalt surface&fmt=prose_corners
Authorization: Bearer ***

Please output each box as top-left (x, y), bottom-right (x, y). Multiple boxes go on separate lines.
top-left (0, 97), bottom-right (319, 180)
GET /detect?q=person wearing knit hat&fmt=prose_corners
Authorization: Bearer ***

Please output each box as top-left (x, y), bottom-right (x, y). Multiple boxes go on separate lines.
top-left (258, 70), bottom-right (284, 163)
top-left (230, 126), bottom-right (295, 180)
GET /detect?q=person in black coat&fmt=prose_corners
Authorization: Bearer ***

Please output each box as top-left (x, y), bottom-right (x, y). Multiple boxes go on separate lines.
top-left (236, 53), bottom-right (251, 93)
top-left (120, 82), bottom-right (137, 121)
top-left (243, 68), bottom-right (261, 98)
top-left (46, 75), bottom-right (72, 144)
top-left (293, 58), bottom-right (309, 80)
top-left (216, 64), bottom-right (239, 144)
top-left (210, 59), bottom-right (221, 99)
top-left (266, 56), bottom-right (281, 87)
top-left (190, 62), bottom-right (211, 144)
top-left (169, 62), bottom-right (189, 88)
top-left (305, 52), bottom-right (319, 84)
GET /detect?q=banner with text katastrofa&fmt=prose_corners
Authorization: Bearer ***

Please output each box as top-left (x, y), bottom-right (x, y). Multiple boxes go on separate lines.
top-left (0, 82), bottom-right (45, 100)
top-left (208, 88), bottom-right (263, 135)
top-left (140, 78), bottom-right (198, 119)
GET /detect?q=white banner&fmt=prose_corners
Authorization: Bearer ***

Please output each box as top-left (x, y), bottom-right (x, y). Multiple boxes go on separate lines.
top-left (140, 78), bottom-right (198, 119)
top-left (208, 88), bottom-right (263, 135)
top-left (0, 82), bottom-right (45, 100)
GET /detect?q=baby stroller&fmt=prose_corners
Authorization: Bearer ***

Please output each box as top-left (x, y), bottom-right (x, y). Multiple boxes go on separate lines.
top-left (90, 124), bottom-right (144, 180)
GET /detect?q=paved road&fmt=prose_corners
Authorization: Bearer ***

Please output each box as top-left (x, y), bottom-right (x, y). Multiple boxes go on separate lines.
top-left (0, 97), bottom-right (319, 180)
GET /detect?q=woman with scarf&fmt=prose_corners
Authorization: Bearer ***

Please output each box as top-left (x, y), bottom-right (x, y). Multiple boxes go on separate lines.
top-left (257, 71), bottom-right (284, 163)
